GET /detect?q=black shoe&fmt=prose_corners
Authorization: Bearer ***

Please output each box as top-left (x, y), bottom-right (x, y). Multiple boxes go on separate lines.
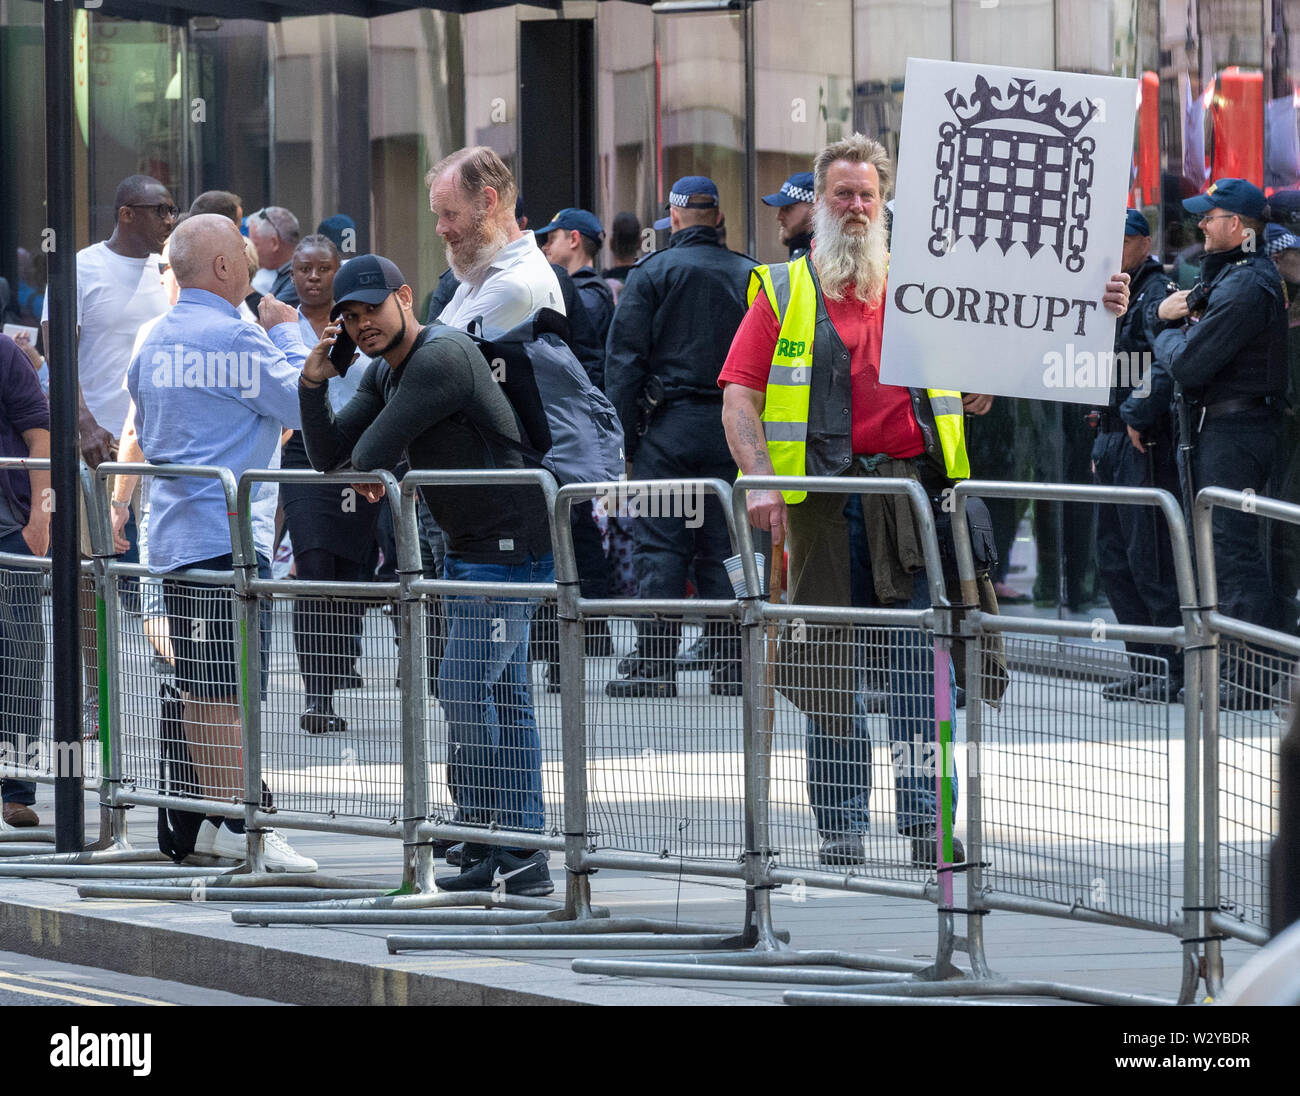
top-left (905, 827), bottom-right (965, 867)
top-left (489, 848), bottom-right (554, 897)
top-left (300, 700), bottom-right (347, 734)
top-left (708, 663), bottom-right (743, 697)
top-left (1136, 679), bottom-right (1181, 704)
top-left (585, 623), bottom-right (614, 657)
top-left (818, 834), bottom-right (866, 866)
top-left (1101, 676), bottom-right (1143, 701)
top-left (606, 663), bottom-right (677, 698)
top-left (674, 635), bottom-right (711, 671)
top-left (444, 842), bottom-right (464, 866)
top-left (435, 843), bottom-right (493, 890)
top-left (435, 846), bottom-right (554, 897)
top-left (429, 837), bottom-right (458, 859)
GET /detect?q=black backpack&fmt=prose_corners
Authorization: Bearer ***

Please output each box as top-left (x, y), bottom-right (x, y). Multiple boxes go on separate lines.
top-left (156, 681), bottom-right (203, 861)
top-left (420, 310), bottom-right (625, 485)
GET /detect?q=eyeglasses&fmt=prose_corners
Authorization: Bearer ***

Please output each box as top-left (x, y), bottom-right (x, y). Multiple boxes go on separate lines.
top-left (129, 203), bottom-right (179, 220)
top-left (1199, 213), bottom-right (1237, 224)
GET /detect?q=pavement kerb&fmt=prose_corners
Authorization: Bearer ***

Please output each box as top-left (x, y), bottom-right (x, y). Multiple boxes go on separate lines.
top-left (0, 878), bottom-right (765, 1006)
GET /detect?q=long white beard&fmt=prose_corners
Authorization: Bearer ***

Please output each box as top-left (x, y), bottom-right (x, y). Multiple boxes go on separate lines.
top-left (448, 215), bottom-right (511, 285)
top-left (812, 202), bottom-right (888, 304)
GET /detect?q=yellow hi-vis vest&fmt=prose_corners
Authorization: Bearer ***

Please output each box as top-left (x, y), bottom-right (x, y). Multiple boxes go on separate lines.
top-left (746, 256), bottom-right (970, 504)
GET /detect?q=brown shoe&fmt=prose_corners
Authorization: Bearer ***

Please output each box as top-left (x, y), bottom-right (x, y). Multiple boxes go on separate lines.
top-left (2, 803), bottom-right (39, 827)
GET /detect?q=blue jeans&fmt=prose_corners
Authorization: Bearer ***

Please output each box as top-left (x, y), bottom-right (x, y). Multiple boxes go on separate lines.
top-left (438, 552), bottom-right (554, 833)
top-left (0, 528), bottom-right (41, 804)
top-left (806, 495), bottom-right (958, 836)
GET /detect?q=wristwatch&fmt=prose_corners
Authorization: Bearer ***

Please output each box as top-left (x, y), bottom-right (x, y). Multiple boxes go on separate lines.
top-left (111, 500), bottom-right (130, 510)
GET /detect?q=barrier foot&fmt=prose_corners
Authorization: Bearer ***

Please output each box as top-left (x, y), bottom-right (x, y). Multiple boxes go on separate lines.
top-left (573, 957), bottom-right (916, 984)
top-left (389, 931), bottom-right (749, 953)
top-left (0, 863), bottom-right (230, 880)
top-left (0, 827), bottom-right (56, 844)
top-left (76, 883), bottom-right (390, 902)
top-left (231, 902), bottom-right (603, 927)
top-left (779, 978), bottom-right (1176, 1007)
top-left (0, 848), bottom-right (171, 867)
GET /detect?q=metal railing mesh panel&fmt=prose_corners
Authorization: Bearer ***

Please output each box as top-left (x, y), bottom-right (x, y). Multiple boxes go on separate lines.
top-left (422, 590), bottom-right (564, 841)
top-left (115, 570), bottom-right (240, 809)
top-left (1216, 637), bottom-right (1290, 934)
top-left (583, 613), bottom-right (745, 861)
top-left (973, 635), bottom-right (1173, 927)
top-left (761, 618), bottom-right (945, 881)
top-left (258, 591), bottom-right (403, 821)
top-left (0, 555), bottom-right (100, 789)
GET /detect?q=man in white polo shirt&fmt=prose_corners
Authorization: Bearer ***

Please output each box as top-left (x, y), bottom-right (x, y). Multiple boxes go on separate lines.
top-left (427, 146), bottom-right (563, 338)
top-left (42, 173), bottom-right (175, 734)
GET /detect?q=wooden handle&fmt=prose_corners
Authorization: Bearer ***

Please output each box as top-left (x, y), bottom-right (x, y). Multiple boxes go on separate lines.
top-left (768, 530), bottom-right (785, 604)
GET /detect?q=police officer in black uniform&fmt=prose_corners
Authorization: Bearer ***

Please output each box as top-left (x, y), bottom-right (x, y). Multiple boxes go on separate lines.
top-left (1093, 209), bottom-right (1181, 702)
top-left (604, 176), bottom-right (757, 697)
top-left (761, 171), bottom-right (815, 260)
top-left (1150, 178), bottom-right (1289, 708)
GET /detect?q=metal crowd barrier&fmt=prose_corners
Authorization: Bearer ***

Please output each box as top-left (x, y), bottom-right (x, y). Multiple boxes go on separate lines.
top-left (570, 475), bottom-right (977, 986)
top-left (66, 463), bottom-right (389, 901)
top-left (383, 476), bottom-right (766, 949)
top-left (1, 457), bottom-right (1286, 1004)
top-left (0, 458), bottom-right (156, 869)
top-left (901, 480), bottom-right (1202, 1008)
top-left (1193, 487), bottom-right (1298, 995)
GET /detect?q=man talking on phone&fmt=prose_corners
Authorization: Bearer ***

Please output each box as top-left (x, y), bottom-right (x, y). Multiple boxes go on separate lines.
top-left (296, 254), bottom-right (557, 898)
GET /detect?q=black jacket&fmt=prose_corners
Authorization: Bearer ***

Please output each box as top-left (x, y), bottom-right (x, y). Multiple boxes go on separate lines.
top-left (571, 266), bottom-right (615, 348)
top-left (1151, 244), bottom-right (1288, 407)
top-left (604, 225), bottom-right (756, 453)
top-left (1112, 256), bottom-right (1177, 434)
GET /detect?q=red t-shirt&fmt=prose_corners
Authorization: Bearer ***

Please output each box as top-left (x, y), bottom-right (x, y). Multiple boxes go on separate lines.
top-left (718, 278), bottom-right (923, 458)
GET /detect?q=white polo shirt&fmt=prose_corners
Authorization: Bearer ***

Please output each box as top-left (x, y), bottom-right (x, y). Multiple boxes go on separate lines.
top-left (43, 241), bottom-right (170, 439)
top-left (438, 233), bottom-right (564, 337)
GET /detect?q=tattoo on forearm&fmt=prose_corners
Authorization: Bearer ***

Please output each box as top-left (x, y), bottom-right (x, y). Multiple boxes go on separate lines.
top-left (734, 408), bottom-right (774, 474)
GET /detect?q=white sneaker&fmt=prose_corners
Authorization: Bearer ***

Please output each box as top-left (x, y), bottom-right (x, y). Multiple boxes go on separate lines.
top-left (260, 829), bottom-right (317, 873)
top-left (210, 821), bottom-right (248, 861)
top-left (209, 823), bottom-right (318, 872)
top-left (192, 819), bottom-right (220, 856)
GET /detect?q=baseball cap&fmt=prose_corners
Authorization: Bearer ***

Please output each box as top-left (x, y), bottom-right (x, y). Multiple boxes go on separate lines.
top-left (1182, 178), bottom-right (1268, 220)
top-left (653, 175), bottom-right (719, 231)
top-left (1124, 209), bottom-right (1151, 237)
top-left (329, 254), bottom-right (406, 319)
top-left (534, 208), bottom-right (605, 243)
top-left (1264, 222), bottom-right (1300, 256)
top-left (761, 171), bottom-right (815, 207)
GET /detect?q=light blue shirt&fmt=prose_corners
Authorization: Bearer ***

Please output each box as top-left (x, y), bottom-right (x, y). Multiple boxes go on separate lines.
top-left (127, 287), bottom-right (308, 572)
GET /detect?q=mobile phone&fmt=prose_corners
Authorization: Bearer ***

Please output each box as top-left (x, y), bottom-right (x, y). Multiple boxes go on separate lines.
top-left (328, 327), bottom-right (358, 376)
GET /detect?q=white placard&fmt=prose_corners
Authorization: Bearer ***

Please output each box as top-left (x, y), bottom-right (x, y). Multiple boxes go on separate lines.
top-left (880, 59), bottom-right (1138, 405)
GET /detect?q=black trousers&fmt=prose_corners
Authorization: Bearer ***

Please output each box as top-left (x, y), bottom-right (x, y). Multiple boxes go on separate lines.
top-left (292, 548), bottom-right (369, 704)
top-left (631, 400), bottom-right (737, 667)
top-left (1091, 428), bottom-right (1183, 681)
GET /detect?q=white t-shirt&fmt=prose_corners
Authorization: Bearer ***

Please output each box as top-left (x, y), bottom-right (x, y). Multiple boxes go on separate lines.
top-left (43, 241), bottom-right (169, 440)
top-left (438, 233), bottom-right (564, 337)
top-left (251, 266), bottom-right (277, 295)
